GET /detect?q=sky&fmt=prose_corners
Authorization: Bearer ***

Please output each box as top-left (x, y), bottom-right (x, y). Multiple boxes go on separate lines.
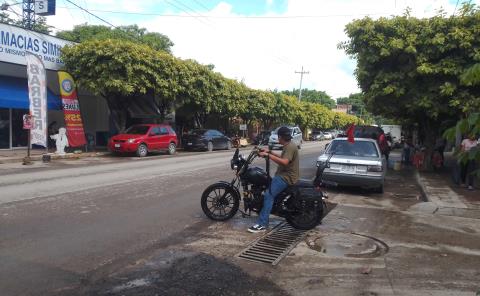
top-left (3, 0), bottom-right (477, 99)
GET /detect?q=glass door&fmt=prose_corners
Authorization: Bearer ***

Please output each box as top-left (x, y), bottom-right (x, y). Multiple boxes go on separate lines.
top-left (12, 109), bottom-right (29, 147)
top-left (0, 108), bottom-right (10, 149)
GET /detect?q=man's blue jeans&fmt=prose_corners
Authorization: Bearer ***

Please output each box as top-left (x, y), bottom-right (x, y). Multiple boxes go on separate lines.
top-left (257, 176), bottom-right (288, 227)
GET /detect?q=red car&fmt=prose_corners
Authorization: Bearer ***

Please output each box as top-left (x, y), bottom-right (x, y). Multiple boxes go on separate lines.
top-left (108, 124), bottom-right (178, 157)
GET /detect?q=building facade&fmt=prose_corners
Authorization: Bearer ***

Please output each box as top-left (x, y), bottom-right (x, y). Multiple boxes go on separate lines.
top-left (0, 23), bottom-right (109, 150)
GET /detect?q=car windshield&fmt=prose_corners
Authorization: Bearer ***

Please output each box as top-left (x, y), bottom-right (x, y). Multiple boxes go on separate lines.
top-left (327, 140), bottom-right (379, 157)
top-left (272, 127), bottom-right (292, 134)
top-left (124, 125), bottom-right (150, 135)
top-left (354, 126), bottom-right (382, 139)
top-left (188, 129), bottom-right (207, 136)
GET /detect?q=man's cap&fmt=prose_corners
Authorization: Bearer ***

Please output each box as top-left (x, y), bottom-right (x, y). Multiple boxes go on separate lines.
top-left (278, 126), bottom-right (292, 140)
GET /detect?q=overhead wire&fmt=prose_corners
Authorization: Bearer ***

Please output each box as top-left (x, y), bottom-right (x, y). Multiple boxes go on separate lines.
top-left (452, 0), bottom-right (460, 15)
top-left (170, 0), bottom-right (213, 23)
top-left (52, 6), bottom-right (391, 19)
top-left (63, 0), bottom-right (117, 28)
top-left (163, 0), bottom-right (212, 27)
top-left (191, 0), bottom-right (210, 12)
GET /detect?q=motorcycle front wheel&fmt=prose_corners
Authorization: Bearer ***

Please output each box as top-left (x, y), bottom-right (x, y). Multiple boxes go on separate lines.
top-left (201, 183), bottom-right (240, 221)
top-left (286, 200), bottom-right (324, 230)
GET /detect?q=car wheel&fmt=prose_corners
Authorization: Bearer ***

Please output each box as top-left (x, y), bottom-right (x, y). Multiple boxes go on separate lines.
top-left (167, 142), bottom-right (176, 155)
top-left (226, 141), bottom-right (232, 150)
top-left (207, 141), bottom-right (214, 152)
top-left (136, 144), bottom-right (148, 157)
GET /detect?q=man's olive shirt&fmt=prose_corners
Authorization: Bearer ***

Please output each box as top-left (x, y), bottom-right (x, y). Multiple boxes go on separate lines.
top-left (275, 141), bottom-right (299, 185)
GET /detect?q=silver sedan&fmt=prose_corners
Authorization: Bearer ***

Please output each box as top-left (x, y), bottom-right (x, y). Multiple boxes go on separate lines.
top-left (317, 138), bottom-right (386, 193)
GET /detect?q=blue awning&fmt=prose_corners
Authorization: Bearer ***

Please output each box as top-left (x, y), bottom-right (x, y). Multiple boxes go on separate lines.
top-left (0, 75), bottom-right (62, 110)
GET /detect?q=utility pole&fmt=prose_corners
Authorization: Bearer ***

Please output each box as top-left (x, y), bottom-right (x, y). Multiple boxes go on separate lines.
top-left (295, 66), bottom-right (309, 101)
top-left (22, 0), bottom-right (35, 30)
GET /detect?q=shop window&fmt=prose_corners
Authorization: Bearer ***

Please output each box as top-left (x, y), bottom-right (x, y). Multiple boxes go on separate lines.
top-left (12, 109), bottom-right (28, 147)
top-left (0, 108), bottom-right (10, 149)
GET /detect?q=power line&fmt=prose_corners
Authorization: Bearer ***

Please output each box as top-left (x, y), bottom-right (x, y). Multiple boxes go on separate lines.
top-left (53, 6), bottom-right (390, 19)
top-left (163, 0), bottom-right (211, 27)
top-left (452, 0), bottom-right (460, 16)
top-left (191, 0), bottom-right (210, 11)
top-left (64, 0), bottom-right (117, 28)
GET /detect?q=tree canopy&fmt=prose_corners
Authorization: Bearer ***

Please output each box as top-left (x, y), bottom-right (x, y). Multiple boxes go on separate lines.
top-left (56, 24), bottom-right (174, 53)
top-left (62, 38), bottom-right (360, 133)
top-left (340, 3), bottom-right (480, 147)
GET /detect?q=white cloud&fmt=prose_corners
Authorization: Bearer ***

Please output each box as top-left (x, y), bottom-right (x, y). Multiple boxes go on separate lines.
top-left (44, 0), bottom-right (477, 98)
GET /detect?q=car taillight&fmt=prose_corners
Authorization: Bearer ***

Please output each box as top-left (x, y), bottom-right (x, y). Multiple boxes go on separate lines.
top-left (367, 165), bottom-right (383, 172)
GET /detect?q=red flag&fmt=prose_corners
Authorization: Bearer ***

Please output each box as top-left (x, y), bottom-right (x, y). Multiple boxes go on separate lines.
top-left (346, 124), bottom-right (355, 143)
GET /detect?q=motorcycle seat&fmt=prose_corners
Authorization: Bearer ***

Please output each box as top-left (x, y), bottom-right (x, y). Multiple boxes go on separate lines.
top-left (292, 178), bottom-right (314, 188)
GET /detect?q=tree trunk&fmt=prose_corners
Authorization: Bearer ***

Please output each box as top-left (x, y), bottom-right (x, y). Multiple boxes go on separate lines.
top-left (421, 118), bottom-right (439, 170)
top-left (105, 96), bottom-right (128, 133)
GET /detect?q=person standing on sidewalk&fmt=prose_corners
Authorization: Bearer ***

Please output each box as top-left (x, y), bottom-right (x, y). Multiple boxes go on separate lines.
top-left (248, 126), bottom-right (299, 233)
top-left (460, 134), bottom-right (478, 190)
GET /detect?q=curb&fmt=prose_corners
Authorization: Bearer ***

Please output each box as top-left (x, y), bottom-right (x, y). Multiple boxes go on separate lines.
top-left (414, 170), bottom-right (430, 202)
top-left (0, 152), bottom-right (110, 164)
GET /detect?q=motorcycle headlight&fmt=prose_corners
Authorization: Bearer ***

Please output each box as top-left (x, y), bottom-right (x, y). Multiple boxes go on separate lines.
top-left (127, 138), bottom-right (135, 143)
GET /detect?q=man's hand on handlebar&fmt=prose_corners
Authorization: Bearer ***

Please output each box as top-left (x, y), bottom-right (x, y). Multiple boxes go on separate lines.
top-left (258, 148), bottom-right (270, 158)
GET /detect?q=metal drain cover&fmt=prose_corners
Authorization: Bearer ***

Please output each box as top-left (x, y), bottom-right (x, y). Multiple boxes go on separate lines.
top-left (237, 222), bottom-right (307, 265)
top-left (308, 233), bottom-right (389, 258)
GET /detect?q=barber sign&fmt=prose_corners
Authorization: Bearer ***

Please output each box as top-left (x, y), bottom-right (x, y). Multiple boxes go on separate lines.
top-left (26, 52), bottom-right (47, 147)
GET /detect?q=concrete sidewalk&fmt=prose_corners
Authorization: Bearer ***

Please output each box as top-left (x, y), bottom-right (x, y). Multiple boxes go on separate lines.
top-left (414, 169), bottom-right (480, 219)
top-left (0, 148), bottom-right (109, 164)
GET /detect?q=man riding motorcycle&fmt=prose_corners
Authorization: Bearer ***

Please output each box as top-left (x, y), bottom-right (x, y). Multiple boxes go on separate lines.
top-left (248, 126), bottom-right (300, 233)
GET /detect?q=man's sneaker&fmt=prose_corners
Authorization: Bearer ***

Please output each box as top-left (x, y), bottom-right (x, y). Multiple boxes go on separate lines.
top-left (248, 224), bottom-right (266, 233)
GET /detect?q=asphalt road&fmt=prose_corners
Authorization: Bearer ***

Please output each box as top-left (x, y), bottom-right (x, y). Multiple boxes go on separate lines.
top-left (0, 141), bottom-right (327, 296)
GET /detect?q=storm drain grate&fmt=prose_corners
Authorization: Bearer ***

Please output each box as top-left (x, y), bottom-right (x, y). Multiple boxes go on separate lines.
top-left (237, 222), bottom-right (308, 265)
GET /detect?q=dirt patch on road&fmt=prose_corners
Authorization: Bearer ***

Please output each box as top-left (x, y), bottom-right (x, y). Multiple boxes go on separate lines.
top-left (76, 250), bottom-right (288, 296)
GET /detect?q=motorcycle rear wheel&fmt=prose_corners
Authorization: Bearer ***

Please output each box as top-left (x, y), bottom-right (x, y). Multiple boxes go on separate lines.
top-left (201, 184), bottom-right (240, 221)
top-left (286, 200), bottom-right (324, 230)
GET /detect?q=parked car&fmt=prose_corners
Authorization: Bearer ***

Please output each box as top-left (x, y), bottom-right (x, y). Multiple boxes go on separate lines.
top-left (108, 124), bottom-right (178, 157)
top-left (183, 129), bottom-right (232, 151)
top-left (254, 130), bottom-right (271, 145)
top-left (309, 131), bottom-right (325, 141)
top-left (269, 126), bottom-right (303, 149)
top-left (317, 137), bottom-right (386, 192)
top-left (322, 131), bottom-right (333, 140)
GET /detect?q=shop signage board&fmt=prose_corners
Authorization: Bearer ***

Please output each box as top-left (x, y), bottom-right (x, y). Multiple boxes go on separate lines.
top-left (0, 23), bottom-right (73, 70)
top-left (58, 71), bottom-right (86, 147)
top-left (26, 52), bottom-right (47, 147)
top-left (35, 0), bottom-right (56, 16)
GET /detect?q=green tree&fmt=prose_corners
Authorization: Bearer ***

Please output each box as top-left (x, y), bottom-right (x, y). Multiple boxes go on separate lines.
top-left (281, 89), bottom-right (336, 109)
top-left (61, 39), bottom-right (179, 131)
top-left (57, 24), bottom-right (173, 53)
top-left (340, 4), bottom-right (480, 152)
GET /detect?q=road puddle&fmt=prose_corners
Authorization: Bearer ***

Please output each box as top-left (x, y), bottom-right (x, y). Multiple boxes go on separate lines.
top-left (307, 233), bottom-right (389, 258)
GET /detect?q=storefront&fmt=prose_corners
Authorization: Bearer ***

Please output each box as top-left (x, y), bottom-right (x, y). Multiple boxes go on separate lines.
top-left (0, 23), bottom-right (109, 150)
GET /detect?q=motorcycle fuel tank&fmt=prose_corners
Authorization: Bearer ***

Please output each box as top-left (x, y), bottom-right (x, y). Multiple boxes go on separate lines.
top-left (244, 166), bottom-right (269, 186)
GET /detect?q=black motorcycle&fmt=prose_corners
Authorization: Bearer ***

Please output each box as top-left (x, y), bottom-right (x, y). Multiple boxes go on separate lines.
top-left (200, 146), bottom-right (328, 230)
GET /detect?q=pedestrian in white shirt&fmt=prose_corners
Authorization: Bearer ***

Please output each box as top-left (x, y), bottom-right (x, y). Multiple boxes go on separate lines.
top-left (460, 134), bottom-right (478, 190)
